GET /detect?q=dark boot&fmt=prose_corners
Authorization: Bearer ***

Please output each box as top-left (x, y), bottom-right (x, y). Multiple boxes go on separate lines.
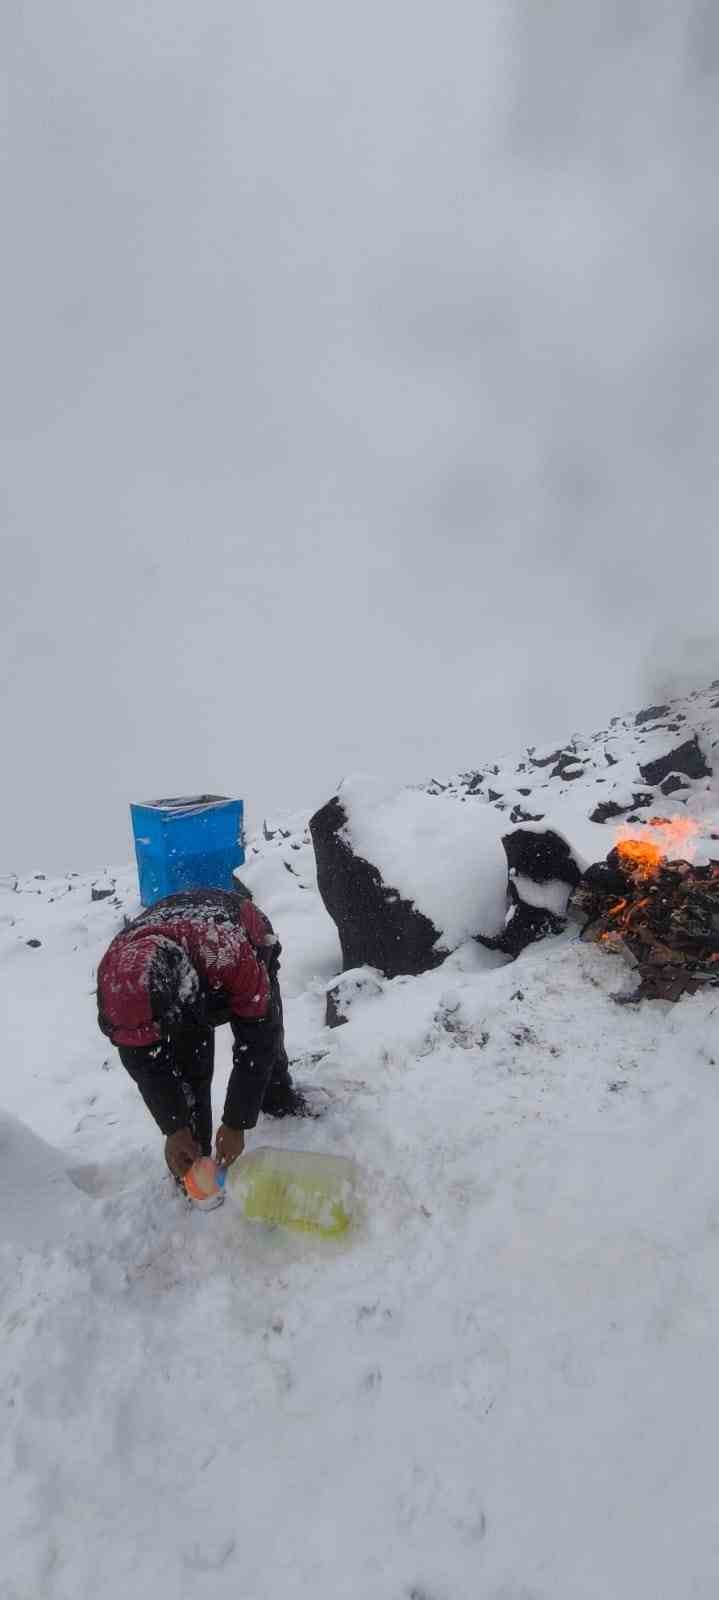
top-left (261, 1074), bottom-right (325, 1119)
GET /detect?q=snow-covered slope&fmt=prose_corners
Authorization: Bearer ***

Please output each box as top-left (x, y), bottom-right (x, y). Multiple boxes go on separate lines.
top-left (2, 688), bottom-right (719, 1599)
top-left (437, 678), bottom-right (719, 869)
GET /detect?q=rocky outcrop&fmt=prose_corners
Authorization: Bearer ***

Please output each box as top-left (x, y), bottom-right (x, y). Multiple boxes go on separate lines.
top-left (310, 797), bottom-right (444, 979)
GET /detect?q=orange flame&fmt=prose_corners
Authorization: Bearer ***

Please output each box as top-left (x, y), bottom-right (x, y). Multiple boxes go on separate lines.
top-left (614, 837), bottom-right (663, 878)
top-left (614, 816), bottom-right (701, 879)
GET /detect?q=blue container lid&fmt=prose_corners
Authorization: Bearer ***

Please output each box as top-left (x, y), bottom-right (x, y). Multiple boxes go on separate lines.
top-left (135, 795), bottom-right (235, 815)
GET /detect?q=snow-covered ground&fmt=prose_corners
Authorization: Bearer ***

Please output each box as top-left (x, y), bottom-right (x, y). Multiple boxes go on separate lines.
top-left (2, 692), bottom-right (719, 1600)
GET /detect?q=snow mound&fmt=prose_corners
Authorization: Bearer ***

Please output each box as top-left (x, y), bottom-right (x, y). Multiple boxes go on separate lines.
top-left (0, 1111), bottom-right (88, 1247)
top-left (238, 810), bottom-right (340, 997)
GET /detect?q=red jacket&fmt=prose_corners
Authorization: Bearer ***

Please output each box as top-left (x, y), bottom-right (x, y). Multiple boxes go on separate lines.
top-left (97, 889), bottom-right (276, 1048)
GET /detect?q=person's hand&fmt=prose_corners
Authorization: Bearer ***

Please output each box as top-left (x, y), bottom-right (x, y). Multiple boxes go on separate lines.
top-left (215, 1124), bottom-right (245, 1167)
top-left (165, 1127), bottom-right (201, 1180)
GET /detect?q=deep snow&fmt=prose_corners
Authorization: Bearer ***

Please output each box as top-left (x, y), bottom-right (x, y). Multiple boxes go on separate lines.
top-left (2, 691), bottom-right (719, 1600)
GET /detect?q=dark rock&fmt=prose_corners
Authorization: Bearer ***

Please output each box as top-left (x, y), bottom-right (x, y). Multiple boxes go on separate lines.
top-left (487, 788), bottom-right (503, 803)
top-left (660, 774), bottom-right (689, 797)
top-left (310, 796), bottom-right (444, 978)
top-left (26, 938), bottom-right (42, 948)
top-left (635, 704), bottom-right (670, 725)
top-left (479, 887), bottom-right (565, 960)
top-left (475, 826), bottom-right (580, 961)
top-left (501, 828), bottom-right (581, 887)
top-left (595, 790), bottom-right (656, 824)
top-left (639, 736), bottom-right (711, 787)
top-left (590, 791), bottom-right (653, 825)
top-left (605, 750), bottom-right (618, 766)
top-left (590, 800), bottom-right (628, 824)
top-left (325, 969), bottom-right (383, 1028)
top-left (549, 752), bottom-right (586, 779)
top-left (529, 748), bottom-right (562, 769)
top-left (510, 805), bottom-right (545, 824)
top-left (91, 884), bottom-right (115, 902)
top-left (325, 988), bottom-right (347, 1028)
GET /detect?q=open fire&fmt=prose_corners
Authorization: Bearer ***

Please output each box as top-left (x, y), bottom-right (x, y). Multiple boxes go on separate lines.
top-left (571, 817), bottom-right (719, 1001)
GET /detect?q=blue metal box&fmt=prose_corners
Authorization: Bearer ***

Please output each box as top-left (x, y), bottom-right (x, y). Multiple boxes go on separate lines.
top-left (130, 794), bottom-right (245, 907)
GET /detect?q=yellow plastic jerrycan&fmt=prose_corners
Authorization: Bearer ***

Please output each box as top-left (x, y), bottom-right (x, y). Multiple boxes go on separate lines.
top-left (227, 1147), bottom-right (359, 1237)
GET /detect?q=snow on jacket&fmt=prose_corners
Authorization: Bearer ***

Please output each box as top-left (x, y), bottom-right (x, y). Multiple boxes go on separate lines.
top-left (97, 888), bottom-right (278, 1048)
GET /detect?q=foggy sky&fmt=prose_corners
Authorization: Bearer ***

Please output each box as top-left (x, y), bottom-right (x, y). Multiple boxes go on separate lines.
top-left (3, 0), bottom-right (718, 872)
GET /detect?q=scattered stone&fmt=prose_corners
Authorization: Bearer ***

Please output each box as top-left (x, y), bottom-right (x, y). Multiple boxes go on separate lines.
top-left (325, 969), bottom-right (383, 1028)
top-left (639, 735), bottom-right (711, 787)
top-left (593, 790), bottom-right (658, 823)
top-left (529, 748), bottom-right (562, 769)
top-left (591, 799), bottom-right (628, 824)
top-left (549, 752), bottom-right (586, 780)
top-left (25, 939), bottom-right (42, 948)
top-left (635, 704), bottom-right (670, 725)
top-left (510, 804), bottom-right (545, 824)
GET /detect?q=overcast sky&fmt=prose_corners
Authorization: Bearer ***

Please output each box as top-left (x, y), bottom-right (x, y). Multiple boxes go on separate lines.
top-left (3, 0), bottom-right (718, 873)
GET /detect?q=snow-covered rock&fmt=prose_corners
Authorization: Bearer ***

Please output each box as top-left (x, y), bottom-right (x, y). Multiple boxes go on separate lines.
top-left (325, 966), bottom-right (384, 1029)
top-left (310, 777), bottom-right (508, 979)
top-left (487, 825), bottom-right (583, 959)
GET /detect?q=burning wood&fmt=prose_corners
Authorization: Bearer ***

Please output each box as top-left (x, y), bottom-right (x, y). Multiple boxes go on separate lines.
top-left (570, 817), bottom-right (719, 1002)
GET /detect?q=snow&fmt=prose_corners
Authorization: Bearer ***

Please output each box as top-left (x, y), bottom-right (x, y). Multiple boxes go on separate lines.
top-left (339, 773), bottom-right (508, 947)
top-left (511, 873), bottom-right (572, 916)
top-left (2, 690), bottom-right (719, 1598)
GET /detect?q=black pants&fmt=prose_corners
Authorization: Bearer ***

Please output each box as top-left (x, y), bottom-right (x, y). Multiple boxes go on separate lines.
top-left (119, 975), bottom-right (293, 1147)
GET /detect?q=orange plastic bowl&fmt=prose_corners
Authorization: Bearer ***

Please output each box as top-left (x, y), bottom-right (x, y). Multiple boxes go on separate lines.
top-left (183, 1157), bottom-right (225, 1206)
